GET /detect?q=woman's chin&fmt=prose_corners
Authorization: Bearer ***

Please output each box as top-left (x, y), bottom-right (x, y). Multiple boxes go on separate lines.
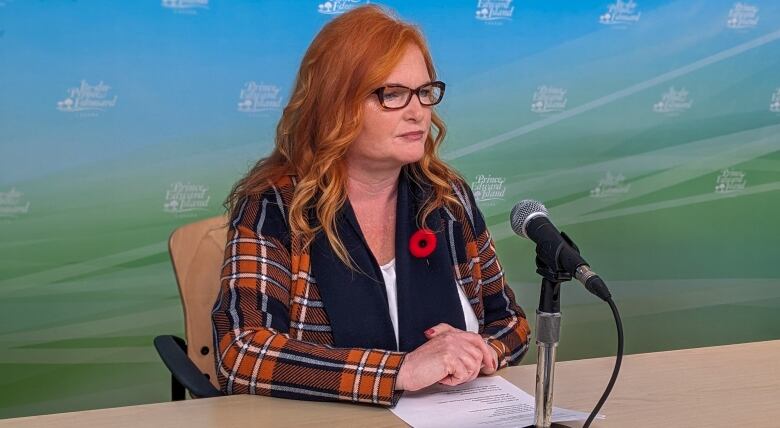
top-left (398, 148), bottom-right (425, 166)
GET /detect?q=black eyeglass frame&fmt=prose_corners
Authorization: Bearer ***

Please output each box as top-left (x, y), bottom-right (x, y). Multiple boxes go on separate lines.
top-left (371, 81), bottom-right (446, 110)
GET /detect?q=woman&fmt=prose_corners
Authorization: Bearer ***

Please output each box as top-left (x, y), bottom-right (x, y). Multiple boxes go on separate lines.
top-left (212, 4), bottom-right (530, 407)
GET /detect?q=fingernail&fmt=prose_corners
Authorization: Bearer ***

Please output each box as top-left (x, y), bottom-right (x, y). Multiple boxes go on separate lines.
top-left (425, 328), bottom-right (434, 335)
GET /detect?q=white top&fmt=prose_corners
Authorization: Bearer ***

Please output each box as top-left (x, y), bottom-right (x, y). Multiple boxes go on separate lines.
top-left (379, 258), bottom-right (479, 350)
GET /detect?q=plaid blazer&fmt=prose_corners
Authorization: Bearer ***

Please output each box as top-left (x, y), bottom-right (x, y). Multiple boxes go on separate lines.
top-left (211, 169), bottom-right (531, 406)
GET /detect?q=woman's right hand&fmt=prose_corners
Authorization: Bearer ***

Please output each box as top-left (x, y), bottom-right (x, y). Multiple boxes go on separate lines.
top-left (395, 323), bottom-right (497, 391)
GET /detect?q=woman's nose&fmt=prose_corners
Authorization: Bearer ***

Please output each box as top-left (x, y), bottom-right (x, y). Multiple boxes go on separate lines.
top-left (403, 95), bottom-right (425, 121)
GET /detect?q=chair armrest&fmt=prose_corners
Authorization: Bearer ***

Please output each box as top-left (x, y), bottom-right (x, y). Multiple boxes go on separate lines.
top-left (154, 335), bottom-right (221, 398)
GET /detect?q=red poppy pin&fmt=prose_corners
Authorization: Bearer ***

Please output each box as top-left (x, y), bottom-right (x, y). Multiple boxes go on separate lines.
top-left (409, 228), bottom-right (437, 258)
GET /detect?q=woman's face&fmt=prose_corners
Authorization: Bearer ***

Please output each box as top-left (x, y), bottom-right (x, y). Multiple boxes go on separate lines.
top-left (347, 44), bottom-right (432, 172)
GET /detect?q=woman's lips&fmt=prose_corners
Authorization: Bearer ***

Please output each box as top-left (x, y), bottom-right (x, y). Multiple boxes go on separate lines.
top-left (398, 131), bottom-right (424, 141)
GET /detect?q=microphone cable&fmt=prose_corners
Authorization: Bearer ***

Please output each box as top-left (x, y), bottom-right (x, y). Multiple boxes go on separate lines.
top-left (583, 296), bottom-right (623, 428)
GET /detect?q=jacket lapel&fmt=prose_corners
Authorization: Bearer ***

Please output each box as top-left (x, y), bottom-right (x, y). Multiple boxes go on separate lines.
top-left (440, 203), bottom-right (485, 324)
top-left (309, 201), bottom-right (398, 351)
top-left (394, 171), bottom-right (465, 352)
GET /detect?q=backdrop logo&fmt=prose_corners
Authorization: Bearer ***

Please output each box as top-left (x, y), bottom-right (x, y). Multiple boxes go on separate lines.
top-left (0, 188), bottom-right (30, 218)
top-left (161, 0), bottom-right (209, 14)
top-left (56, 80), bottom-right (117, 115)
top-left (471, 174), bottom-right (506, 205)
top-left (715, 169), bottom-right (746, 194)
top-left (599, 0), bottom-right (641, 26)
top-left (727, 3), bottom-right (759, 29)
top-left (163, 182), bottom-right (210, 214)
top-left (317, 0), bottom-right (364, 15)
top-left (653, 87), bottom-right (693, 115)
top-left (590, 172), bottom-right (630, 198)
top-left (237, 82), bottom-right (282, 114)
top-left (531, 86), bottom-right (567, 114)
top-left (770, 88), bottom-right (780, 114)
top-left (475, 0), bottom-right (514, 22)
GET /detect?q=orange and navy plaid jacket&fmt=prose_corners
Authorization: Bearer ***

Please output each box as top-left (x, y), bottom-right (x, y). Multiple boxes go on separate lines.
top-left (211, 170), bottom-right (531, 406)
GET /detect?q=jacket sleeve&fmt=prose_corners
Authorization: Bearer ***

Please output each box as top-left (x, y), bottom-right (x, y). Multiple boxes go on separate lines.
top-left (211, 193), bottom-right (406, 406)
top-left (476, 225), bottom-right (532, 369)
top-left (456, 181), bottom-right (532, 369)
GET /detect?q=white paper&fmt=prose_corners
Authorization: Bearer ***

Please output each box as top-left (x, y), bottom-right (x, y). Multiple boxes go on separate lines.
top-left (391, 376), bottom-right (604, 428)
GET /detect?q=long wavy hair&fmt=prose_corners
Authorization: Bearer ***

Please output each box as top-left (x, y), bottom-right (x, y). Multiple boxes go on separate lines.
top-left (226, 4), bottom-right (463, 267)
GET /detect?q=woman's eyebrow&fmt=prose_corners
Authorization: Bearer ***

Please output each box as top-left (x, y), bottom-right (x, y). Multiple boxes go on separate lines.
top-left (383, 80), bottom-right (433, 87)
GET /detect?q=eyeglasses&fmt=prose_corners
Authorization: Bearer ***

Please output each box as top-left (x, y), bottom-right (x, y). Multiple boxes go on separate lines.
top-left (371, 81), bottom-right (446, 110)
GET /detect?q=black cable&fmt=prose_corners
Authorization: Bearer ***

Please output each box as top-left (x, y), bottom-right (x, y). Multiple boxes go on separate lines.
top-left (583, 297), bottom-right (623, 428)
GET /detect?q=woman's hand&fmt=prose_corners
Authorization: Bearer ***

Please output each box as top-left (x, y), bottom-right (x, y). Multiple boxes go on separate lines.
top-left (395, 323), bottom-right (499, 391)
top-left (425, 323), bottom-right (499, 378)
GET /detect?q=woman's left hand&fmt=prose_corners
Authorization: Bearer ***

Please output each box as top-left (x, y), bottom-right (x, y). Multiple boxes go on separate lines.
top-left (424, 323), bottom-right (499, 381)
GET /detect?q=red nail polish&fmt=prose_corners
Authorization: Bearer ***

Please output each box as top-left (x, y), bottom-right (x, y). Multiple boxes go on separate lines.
top-left (425, 328), bottom-right (434, 335)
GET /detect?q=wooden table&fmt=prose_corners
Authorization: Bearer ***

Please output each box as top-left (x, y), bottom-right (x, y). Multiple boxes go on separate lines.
top-left (2, 340), bottom-right (779, 427)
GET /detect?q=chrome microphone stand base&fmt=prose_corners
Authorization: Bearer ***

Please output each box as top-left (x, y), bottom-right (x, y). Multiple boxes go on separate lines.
top-left (523, 259), bottom-right (574, 428)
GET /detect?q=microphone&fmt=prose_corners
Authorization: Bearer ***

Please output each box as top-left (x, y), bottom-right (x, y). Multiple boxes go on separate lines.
top-left (510, 200), bottom-right (611, 301)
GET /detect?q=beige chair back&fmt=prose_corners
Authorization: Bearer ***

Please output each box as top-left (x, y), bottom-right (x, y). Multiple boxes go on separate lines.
top-left (168, 215), bottom-right (228, 390)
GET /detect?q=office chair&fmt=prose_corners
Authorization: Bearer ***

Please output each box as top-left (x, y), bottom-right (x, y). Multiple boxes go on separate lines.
top-left (154, 215), bottom-right (228, 400)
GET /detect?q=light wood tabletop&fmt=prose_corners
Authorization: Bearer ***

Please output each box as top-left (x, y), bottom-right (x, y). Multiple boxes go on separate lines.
top-left (2, 340), bottom-right (778, 427)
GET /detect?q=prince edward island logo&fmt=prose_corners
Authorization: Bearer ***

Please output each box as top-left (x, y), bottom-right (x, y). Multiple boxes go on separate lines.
top-left (475, 0), bottom-right (514, 22)
top-left (653, 87), bottom-right (692, 115)
top-left (238, 82), bottom-right (282, 114)
top-left (531, 86), bottom-right (567, 114)
top-left (0, 188), bottom-right (30, 218)
top-left (591, 172), bottom-right (630, 198)
top-left (715, 169), bottom-right (746, 194)
top-left (599, 0), bottom-right (641, 26)
top-left (769, 88), bottom-right (780, 114)
top-left (163, 182), bottom-right (210, 214)
top-left (727, 3), bottom-right (758, 29)
top-left (471, 175), bottom-right (506, 205)
top-left (318, 0), bottom-right (365, 15)
top-left (161, 0), bottom-right (208, 13)
top-left (57, 80), bottom-right (117, 114)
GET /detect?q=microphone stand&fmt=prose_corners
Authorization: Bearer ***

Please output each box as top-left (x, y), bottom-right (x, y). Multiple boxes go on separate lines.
top-left (524, 256), bottom-right (573, 428)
